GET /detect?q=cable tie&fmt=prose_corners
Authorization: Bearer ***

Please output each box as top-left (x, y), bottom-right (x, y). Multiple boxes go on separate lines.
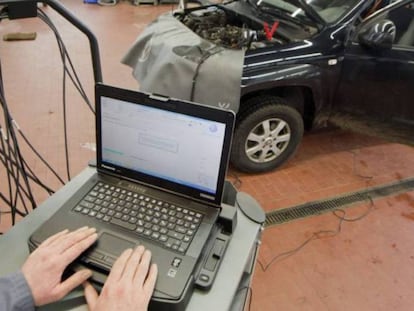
top-left (12, 119), bottom-right (20, 130)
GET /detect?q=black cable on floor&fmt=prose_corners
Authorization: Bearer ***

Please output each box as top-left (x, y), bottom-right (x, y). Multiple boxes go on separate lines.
top-left (257, 197), bottom-right (374, 272)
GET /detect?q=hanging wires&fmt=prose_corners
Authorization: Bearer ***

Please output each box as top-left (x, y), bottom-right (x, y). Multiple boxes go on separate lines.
top-left (12, 119), bottom-right (65, 186)
top-left (0, 62), bottom-right (36, 223)
top-left (37, 8), bottom-right (94, 114)
top-left (0, 5), bottom-right (94, 228)
top-left (37, 8), bottom-right (95, 181)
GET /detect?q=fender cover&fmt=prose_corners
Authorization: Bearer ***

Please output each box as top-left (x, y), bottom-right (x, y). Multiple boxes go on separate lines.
top-left (122, 13), bottom-right (245, 112)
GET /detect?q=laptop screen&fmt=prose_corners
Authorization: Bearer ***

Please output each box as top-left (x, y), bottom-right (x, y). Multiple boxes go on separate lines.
top-left (95, 84), bottom-right (235, 206)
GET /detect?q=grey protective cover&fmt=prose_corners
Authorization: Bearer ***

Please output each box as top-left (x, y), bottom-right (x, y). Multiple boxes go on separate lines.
top-left (122, 13), bottom-right (244, 112)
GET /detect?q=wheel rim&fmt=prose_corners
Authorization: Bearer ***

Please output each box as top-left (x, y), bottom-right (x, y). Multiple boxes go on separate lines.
top-left (245, 118), bottom-right (291, 163)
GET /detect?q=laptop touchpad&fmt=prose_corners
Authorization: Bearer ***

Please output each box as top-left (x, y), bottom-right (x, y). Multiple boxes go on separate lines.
top-left (98, 232), bottom-right (136, 257)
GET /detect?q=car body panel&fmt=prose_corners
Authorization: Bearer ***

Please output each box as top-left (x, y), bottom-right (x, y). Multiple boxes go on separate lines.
top-left (239, 0), bottom-right (414, 129)
top-left (333, 2), bottom-right (414, 126)
top-left (126, 0), bottom-right (414, 172)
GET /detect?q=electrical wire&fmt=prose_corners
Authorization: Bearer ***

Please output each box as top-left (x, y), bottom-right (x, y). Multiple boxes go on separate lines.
top-left (327, 130), bottom-right (375, 180)
top-left (257, 197), bottom-right (374, 272)
top-left (190, 45), bottom-right (222, 102)
top-left (0, 109), bottom-right (33, 223)
top-left (37, 8), bottom-right (94, 181)
top-left (0, 151), bottom-right (34, 206)
top-left (62, 56), bottom-right (71, 181)
top-left (0, 126), bottom-right (14, 213)
top-left (0, 5), bottom-right (94, 231)
top-left (349, 150), bottom-right (374, 180)
top-left (0, 146), bottom-right (56, 195)
top-left (12, 120), bottom-right (65, 185)
top-left (0, 62), bottom-right (36, 214)
top-left (37, 9), bottom-right (94, 113)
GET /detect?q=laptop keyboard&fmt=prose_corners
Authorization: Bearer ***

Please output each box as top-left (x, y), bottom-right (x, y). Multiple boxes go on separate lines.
top-left (72, 182), bottom-right (203, 254)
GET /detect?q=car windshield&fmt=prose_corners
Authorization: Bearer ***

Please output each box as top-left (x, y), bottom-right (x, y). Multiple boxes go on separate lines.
top-left (254, 0), bottom-right (362, 24)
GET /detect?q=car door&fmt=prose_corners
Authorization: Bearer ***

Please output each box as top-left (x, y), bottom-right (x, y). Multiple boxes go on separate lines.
top-left (331, 0), bottom-right (414, 140)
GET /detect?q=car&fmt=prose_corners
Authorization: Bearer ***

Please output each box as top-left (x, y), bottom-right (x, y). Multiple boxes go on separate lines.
top-left (124, 0), bottom-right (414, 173)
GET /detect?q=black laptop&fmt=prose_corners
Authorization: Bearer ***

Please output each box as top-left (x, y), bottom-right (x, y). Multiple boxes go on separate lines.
top-left (28, 84), bottom-right (235, 310)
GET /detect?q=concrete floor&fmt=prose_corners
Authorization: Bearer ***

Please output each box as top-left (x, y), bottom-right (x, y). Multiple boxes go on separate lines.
top-left (1, 1), bottom-right (414, 310)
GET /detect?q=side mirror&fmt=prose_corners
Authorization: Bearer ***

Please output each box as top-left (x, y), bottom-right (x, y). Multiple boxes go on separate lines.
top-left (358, 19), bottom-right (396, 50)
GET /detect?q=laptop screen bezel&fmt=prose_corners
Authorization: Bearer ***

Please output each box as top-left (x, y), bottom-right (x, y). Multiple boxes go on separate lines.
top-left (95, 83), bottom-right (235, 207)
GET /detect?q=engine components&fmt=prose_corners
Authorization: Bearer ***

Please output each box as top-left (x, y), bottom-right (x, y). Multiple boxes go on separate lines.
top-left (177, 6), bottom-right (282, 49)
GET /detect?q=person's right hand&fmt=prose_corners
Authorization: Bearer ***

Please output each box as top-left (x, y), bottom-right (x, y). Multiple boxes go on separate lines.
top-left (83, 246), bottom-right (158, 311)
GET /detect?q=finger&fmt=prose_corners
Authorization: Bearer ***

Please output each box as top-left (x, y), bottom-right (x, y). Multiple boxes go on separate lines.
top-left (43, 227), bottom-right (90, 252)
top-left (83, 281), bottom-right (99, 311)
top-left (39, 229), bottom-right (69, 248)
top-left (61, 232), bottom-right (98, 265)
top-left (143, 263), bottom-right (158, 297)
top-left (56, 227), bottom-right (97, 254)
top-left (53, 269), bottom-right (93, 302)
top-left (123, 246), bottom-right (145, 282)
top-left (133, 249), bottom-right (152, 286)
top-left (106, 248), bottom-right (133, 283)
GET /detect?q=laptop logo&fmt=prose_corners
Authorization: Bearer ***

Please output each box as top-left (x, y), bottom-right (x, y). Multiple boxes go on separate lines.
top-left (200, 193), bottom-right (215, 201)
top-left (125, 183), bottom-right (146, 193)
top-left (117, 181), bottom-right (147, 193)
top-left (101, 164), bottom-right (116, 171)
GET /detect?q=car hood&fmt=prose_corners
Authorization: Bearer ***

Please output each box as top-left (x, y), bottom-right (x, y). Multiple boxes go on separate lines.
top-left (175, 1), bottom-right (321, 51)
top-left (272, 0), bottom-right (326, 26)
top-left (236, 0), bottom-right (325, 28)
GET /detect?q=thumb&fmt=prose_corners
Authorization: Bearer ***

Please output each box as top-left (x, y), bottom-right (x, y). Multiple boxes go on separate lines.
top-left (51, 269), bottom-right (93, 303)
top-left (83, 281), bottom-right (99, 310)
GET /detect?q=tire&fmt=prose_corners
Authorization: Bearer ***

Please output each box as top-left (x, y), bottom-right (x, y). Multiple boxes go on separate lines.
top-left (230, 96), bottom-right (304, 173)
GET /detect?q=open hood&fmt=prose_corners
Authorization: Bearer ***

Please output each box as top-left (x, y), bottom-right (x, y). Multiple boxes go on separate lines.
top-left (174, 0), bottom-right (320, 50)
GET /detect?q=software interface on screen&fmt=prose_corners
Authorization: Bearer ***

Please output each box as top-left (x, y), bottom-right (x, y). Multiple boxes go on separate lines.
top-left (101, 96), bottom-right (226, 195)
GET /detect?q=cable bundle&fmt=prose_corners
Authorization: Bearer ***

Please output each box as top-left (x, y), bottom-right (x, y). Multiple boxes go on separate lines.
top-left (0, 7), bottom-right (94, 232)
top-left (0, 59), bottom-right (54, 227)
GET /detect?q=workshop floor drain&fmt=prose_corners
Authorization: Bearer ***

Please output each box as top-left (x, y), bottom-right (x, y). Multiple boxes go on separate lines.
top-left (265, 177), bottom-right (414, 227)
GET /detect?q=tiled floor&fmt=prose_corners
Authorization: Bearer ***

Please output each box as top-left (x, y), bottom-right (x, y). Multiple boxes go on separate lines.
top-left (1, 1), bottom-right (414, 310)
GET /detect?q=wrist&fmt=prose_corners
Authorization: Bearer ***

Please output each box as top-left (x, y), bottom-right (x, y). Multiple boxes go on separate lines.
top-left (14, 271), bottom-right (36, 310)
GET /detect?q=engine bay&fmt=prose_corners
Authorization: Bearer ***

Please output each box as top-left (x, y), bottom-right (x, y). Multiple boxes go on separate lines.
top-left (175, 6), bottom-right (288, 50)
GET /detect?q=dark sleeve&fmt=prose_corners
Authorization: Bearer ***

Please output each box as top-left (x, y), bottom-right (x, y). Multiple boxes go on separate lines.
top-left (0, 271), bottom-right (35, 311)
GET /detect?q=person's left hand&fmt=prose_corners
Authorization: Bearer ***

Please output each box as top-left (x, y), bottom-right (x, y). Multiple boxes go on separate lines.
top-left (22, 227), bottom-right (98, 306)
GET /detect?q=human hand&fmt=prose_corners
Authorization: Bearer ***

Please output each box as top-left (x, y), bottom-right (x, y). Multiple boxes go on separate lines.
top-left (83, 246), bottom-right (158, 311)
top-left (22, 227), bottom-right (98, 306)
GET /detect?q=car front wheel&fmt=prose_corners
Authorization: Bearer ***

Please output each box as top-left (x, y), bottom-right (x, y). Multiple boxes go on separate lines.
top-left (230, 96), bottom-right (304, 173)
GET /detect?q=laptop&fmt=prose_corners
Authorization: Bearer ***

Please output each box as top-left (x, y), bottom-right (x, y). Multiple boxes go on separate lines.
top-left (28, 83), bottom-right (235, 310)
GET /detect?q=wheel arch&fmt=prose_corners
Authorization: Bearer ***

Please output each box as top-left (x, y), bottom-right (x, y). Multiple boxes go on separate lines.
top-left (240, 86), bottom-right (316, 131)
